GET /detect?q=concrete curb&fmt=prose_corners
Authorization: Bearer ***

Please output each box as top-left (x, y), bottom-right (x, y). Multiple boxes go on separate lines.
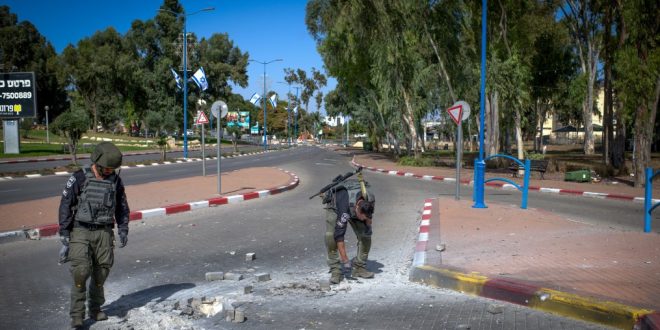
top-left (0, 168), bottom-right (300, 242)
top-left (350, 158), bottom-right (659, 204)
top-left (0, 149), bottom-right (281, 181)
top-left (409, 198), bottom-right (659, 330)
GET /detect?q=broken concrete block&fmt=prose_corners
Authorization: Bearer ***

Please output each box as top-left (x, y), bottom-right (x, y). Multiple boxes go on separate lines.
top-left (243, 285), bottom-right (253, 294)
top-left (225, 307), bottom-right (235, 322)
top-left (224, 272), bottom-right (244, 281)
top-left (190, 298), bottom-right (202, 310)
top-left (233, 308), bottom-right (245, 323)
top-left (319, 279), bottom-right (331, 291)
top-left (202, 296), bottom-right (216, 304)
top-left (255, 273), bottom-right (271, 282)
top-left (245, 252), bottom-right (256, 261)
top-left (487, 304), bottom-right (504, 314)
top-left (205, 272), bottom-right (224, 281)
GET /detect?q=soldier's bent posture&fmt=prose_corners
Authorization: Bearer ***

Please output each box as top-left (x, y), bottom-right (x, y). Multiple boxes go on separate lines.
top-left (323, 178), bottom-right (376, 284)
top-left (58, 142), bottom-right (130, 329)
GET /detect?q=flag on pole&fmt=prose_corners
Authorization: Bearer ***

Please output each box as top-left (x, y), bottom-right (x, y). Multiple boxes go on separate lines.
top-left (293, 106), bottom-right (298, 114)
top-left (170, 68), bottom-right (182, 90)
top-left (249, 93), bottom-right (261, 105)
top-left (269, 93), bottom-right (278, 109)
top-left (192, 67), bottom-right (209, 91)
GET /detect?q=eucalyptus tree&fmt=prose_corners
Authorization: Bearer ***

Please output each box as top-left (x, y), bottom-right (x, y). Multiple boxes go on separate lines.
top-left (613, 0), bottom-right (659, 186)
top-left (560, 0), bottom-right (604, 155)
top-left (312, 67), bottom-right (327, 113)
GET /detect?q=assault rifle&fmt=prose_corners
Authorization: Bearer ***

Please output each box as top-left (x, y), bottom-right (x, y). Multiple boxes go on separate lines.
top-left (309, 166), bottom-right (363, 200)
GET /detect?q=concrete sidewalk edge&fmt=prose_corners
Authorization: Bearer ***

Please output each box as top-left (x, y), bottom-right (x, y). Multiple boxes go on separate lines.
top-left (408, 198), bottom-right (659, 330)
top-left (0, 168), bottom-right (300, 243)
top-left (351, 158), bottom-right (660, 204)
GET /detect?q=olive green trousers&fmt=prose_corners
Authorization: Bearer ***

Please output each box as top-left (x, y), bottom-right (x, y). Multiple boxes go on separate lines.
top-left (324, 209), bottom-right (372, 272)
top-left (68, 227), bottom-right (114, 318)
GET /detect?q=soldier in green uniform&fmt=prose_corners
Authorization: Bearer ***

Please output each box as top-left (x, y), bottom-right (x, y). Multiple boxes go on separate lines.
top-left (322, 175), bottom-right (376, 284)
top-left (58, 142), bottom-right (130, 329)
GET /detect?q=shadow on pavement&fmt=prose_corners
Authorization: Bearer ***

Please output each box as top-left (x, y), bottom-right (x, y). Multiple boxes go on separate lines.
top-left (104, 283), bottom-right (196, 318)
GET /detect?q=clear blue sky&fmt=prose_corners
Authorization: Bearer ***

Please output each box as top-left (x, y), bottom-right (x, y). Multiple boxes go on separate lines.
top-left (4, 0), bottom-right (336, 114)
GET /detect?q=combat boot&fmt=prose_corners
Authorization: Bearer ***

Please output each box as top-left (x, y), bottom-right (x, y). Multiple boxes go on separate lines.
top-left (329, 270), bottom-right (343, 284)
top-left (89, 310), bottom-right (108, 321)
top-left (70, 316), bottom-right (83, 328)
top-left (352, 265), bottom-right (374, 279)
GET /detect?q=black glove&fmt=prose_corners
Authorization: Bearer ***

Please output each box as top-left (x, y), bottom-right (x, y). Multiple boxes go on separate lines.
top-left (119, 232), bottom-right (128, 248)
top-left (59, 231), bottom-right (70, 246)
top-left (341, 260), bottom-right (352, 278)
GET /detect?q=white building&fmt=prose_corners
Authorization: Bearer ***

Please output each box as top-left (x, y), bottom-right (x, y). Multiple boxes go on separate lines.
top-left (324, 116), bottom-right (346, 127)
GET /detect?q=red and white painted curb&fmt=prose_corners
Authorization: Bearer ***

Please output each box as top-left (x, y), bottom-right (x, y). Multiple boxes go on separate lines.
top-left (351, 158), bottom-right (658, 204)
top-left (1, 168), bottom-right (299, 241)
top-left (412, 199), bottom-right (433, 267)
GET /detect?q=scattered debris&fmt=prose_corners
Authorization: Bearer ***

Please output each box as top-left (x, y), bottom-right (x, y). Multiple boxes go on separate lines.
top-left (487, 304), bottom-right (504, 314)
top-left (255, 273), bottom-right (271, 282)
top-left (246, 252), bottom-right (256, 261)
top-left (205, 272), bottom-right (224, 281)
top-left (436, 244), bottom-right (446, 252)
top-left (243, 285), bottom-right (253, 294)
top-left (224, 272), bottom-right (244, 281)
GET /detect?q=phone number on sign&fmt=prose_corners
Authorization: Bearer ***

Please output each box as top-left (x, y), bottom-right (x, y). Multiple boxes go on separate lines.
top-left (1, 92), bottom-right (32, 99)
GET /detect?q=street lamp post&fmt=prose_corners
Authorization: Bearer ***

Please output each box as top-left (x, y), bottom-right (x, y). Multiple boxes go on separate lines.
top-left (277, 81), bottom-right (291, 147)
top-left (159, 6), bottom-right (214, 159)
top-left (292, 86), bottom-right (301, 144)
top-left (249, 59), bottom-right (282, 151)
top-left (44, 106), bottom-right (49, 144)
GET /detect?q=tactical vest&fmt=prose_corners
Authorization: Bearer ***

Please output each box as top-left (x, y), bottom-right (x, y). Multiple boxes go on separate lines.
top-left (74, 167), bottom-right (117, 225)
top-left (330, 179), bottom-right (375, 218)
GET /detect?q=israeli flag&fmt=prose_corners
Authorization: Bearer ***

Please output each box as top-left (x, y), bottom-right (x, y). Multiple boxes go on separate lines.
top-left (269, 93), bottom-right (278, 109)
top-left (192, 67), bottom-right (209, 91)
top-left (170, 68), bottom-right (182, 90)
top-left (249, 93), bottom-right (261, 105)
top-left (293, 106), bottom-right (298, 114)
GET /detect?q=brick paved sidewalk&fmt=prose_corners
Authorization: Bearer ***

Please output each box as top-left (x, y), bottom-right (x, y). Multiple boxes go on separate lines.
top-left (412, 198), bottom-right (660, 329)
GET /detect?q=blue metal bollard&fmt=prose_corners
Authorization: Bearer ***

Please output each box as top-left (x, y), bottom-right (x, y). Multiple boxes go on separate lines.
top-left (472, 159), bottom-right (487, 208)
top-left (521, 159), bottom-right (530, 209)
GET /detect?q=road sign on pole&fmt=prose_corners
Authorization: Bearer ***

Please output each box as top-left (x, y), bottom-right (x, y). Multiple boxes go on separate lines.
top-left (447, 104), bottom-right (463, 125)
top-left (196, 111), bottom-right (209, 125)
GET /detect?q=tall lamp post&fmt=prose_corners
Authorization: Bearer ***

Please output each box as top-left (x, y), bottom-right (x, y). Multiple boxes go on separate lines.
top-left (249, 59), bottom-right (282, 151)
top-left (44, 106), bottom-right (49, 144)
top-left (159, 6), bottom-right (214, 159)
top-left (292, 86), bottom-right (301, 144)
top-left (277, 81), bottom-right (291, 146)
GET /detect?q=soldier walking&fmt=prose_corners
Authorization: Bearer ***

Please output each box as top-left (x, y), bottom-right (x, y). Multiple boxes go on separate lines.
top-left (58, 142), bottom-right (130, 329)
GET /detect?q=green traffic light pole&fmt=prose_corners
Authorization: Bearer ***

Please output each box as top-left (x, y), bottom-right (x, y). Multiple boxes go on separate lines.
top-left (249, 59), bottom-right (283, 151)
top-left (159, 6), bottom-right (214, 159)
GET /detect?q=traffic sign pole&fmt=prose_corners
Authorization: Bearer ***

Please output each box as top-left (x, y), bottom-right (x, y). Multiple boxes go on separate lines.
top-left (447, 104), bottom-right (463, 200)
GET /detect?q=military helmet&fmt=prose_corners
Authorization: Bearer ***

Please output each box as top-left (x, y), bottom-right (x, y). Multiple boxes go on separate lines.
top-left (91, 142), bottom-right (122, 168)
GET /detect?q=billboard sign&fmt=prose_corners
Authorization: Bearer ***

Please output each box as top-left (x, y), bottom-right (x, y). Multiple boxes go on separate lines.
top-left (0, 72), bottom-right (37, 118)
top-left (226, 111), bottom-right (250, 128)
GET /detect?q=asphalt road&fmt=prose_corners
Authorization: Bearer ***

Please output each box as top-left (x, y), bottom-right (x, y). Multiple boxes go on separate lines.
top-left (0, 147), bottom-right (613, 329)
top-left (0, 146), bottom-right (310, 205)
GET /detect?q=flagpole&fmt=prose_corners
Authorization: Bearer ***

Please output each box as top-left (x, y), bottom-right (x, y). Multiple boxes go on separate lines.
top-left (158, 7), bottom-right (214, 160)
top-left (248, 59), bottom-right (282, 151)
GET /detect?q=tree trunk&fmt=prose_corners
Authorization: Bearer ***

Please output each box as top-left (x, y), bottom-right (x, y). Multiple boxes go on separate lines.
top-left (514, 108), bottom-right (524, 160)
top-left (583, 60), bottom-right (596, 155)
top-left (486, 92), bottom-right (500, 157)
top-left (633, 77), bottom-right (660, 187)
top-left (402, 89), bottom-right (419, 158)
top-left (602, 2), bottom-right (613, 166)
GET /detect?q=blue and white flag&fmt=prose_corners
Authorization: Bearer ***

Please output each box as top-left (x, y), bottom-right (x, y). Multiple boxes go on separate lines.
top-left (170, 68), bottom-right (182, 90)
top-left (269, 93), bottom-right (277, 109)
top-left (192, 67), bottom-right (209, 91)
top-left (249, 93), bottom-right (261, 105)
top-left (293, 106), bottom-right (298, 114)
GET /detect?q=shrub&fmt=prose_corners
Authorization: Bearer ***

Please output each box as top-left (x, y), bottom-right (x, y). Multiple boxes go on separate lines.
top-left (398, 156), bottom-right (434, 167)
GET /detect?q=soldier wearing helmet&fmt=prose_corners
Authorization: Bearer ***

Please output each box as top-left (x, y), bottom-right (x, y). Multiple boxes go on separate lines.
top-left (58, 142), bottom-right (130, 329)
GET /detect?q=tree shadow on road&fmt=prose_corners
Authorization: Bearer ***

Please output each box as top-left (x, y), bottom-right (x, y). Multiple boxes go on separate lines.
top-left (103, 283), bottom-right (196, 318)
